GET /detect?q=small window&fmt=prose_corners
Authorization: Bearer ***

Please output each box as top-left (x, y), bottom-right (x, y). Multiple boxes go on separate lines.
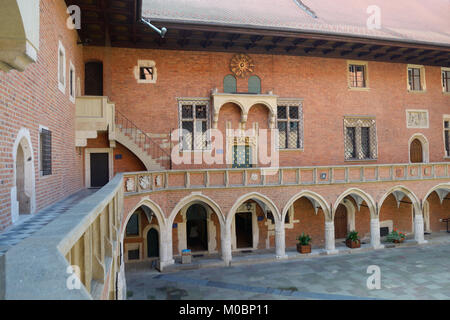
top-left (126, 213), bottom-right (139, 236)
top-left (344, 117), bottom-right (377, 161)
top-left (136, 60), bottom-right (157, 84)
top-left (407, 65), bottom-right (426, 92)
top-left (224, 75), bottom-right (237, 93)
top-left (348, 64), bottom-right (366, 88)
top-left (128, 249), bottom-right (140, 260)
top-left (69, 62), bottom-right (75, 102)
top-left (442, 68), bottom-right (450, 93)
top-left (277, 101), bottom-right (303, 149)
top-left (248, 75), bottom-right (261, 94)
top-left (40, 128), bottom-right (52, 176)
top-left (444, 119), bottom-right (450, 157)
top-left (140, 66), bottom-right (154, 81)
top-left (58, 41), bottom-right (66, 93)
top-left (179, 99), bottom-right (210, 151)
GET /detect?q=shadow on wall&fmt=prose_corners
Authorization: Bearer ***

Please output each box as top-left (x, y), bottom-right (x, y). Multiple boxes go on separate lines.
top-left (0, 255), bottom-right (5, 299)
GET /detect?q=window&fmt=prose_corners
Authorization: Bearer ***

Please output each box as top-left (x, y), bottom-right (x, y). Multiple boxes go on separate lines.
top-left (442, 68), bottom-right (450, 93)
top-left (39, 128), bottom-right (52, 176)
top-left (344, 117), bottom-right (377, 160)
top-left (248, 75), bottom-right (261, 94)
top-left (444, 118), bottom-right (450, 157)
top-left (69, 62), bottom-right (75, 102)
top-left (126, 213), bottom-right (139, 236)
top-left (224, 75), bottom-right (237, 93)
top-left (140, 66), bottom-right (154, 80)
top-left (128, 249), bottom-right (140, 260)
top-left (179, 99), bottom-right (210, 151)
top-left (277, 100), bottom-right (304, 149)
top-left (57, 41), bottom-right (66, 93)
top-left (407, 65), bottom-right (426, 91)
top-left (136, 60), bottom-right (157, 84)
top-left (348, 64), bottom-right (366, 88)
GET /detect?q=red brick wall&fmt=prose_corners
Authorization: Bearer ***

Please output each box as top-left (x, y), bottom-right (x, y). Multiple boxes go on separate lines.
top-left (286, 198), bottom-right (326, 248)
top-left (379, 194), bottom-right (414, 233)
top-left (82, 46), bottom-right (450, 171)
top-left (0, 0), bottom-right (84, 231)
top-left (427, 192), bottom-right (450, 232)
top-left (84, 132), bottom-right (146, 176)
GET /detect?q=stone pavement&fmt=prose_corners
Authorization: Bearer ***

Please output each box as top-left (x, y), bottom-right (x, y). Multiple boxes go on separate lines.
top-left (0, 189), bottom-right (97, 256)
top-left (125, 241), bottom-right (450, 300)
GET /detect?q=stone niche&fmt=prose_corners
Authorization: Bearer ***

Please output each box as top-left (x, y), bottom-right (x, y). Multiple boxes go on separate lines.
top-left (0, 0), bottom-right (40, 72)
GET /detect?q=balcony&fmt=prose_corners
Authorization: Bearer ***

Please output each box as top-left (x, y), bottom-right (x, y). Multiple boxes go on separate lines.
top-left (75, 96), bottom-right (116, 147)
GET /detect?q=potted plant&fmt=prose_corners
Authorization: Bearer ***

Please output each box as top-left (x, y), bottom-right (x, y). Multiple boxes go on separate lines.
top-left (346, 231), bottom-right (361, 248)
top-left (387, 229), bottom-right (406, 243)
top-left (296, 233), bottom-right (312, 254)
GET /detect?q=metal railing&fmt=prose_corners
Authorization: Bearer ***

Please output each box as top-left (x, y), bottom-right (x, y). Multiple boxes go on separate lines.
top-left (115, 109), bottom-right (171, 169)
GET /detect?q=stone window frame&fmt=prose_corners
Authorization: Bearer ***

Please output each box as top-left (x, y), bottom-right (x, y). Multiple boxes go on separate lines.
top-left (444, 115), bottom-right (450, 158)
top-left (57, 40), bottom-right (66, 93)
top-left (125, 212), bottom-right (141, 238)
top-left (178, 98), bottom-right (211, 152)
top-left (407, 64), bottom-right (426, 92)
top-left (441, 67), bottom-right (450, 94)
top-left (135, 60), bottom-right (157, 84)
top-left (276, 98), bottom-right (304, 151)
top-left (343, 116), bottom-right (378, 161)
top-left (39, 126), bottom-right (52, 176)
top-left (347, 60), bottom-right (369, 90)
top-left (69, 61), bottom-right (76, 103)
top-left (265, 205), bottom-right (298, 231)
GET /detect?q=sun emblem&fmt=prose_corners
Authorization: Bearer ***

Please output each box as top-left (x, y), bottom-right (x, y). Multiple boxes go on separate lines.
top-left (230, 54), bottom-right (255, 78)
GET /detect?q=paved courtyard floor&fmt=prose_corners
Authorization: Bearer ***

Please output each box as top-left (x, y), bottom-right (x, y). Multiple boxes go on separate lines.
top-left (126, 242), bottom-right (450, 300)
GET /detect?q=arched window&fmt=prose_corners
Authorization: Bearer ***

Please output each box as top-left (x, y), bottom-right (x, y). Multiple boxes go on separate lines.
top-left (224, 75), bottom-right (237, 93)
top-left (248, 75), bottom-right (261, 94)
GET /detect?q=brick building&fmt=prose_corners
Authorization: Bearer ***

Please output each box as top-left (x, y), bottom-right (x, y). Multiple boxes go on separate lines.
top-left (0, 0), bottom-right (449, 299)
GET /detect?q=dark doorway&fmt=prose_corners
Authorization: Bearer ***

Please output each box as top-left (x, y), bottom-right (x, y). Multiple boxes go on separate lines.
top-left (147, 228), bottom-right (159, 258)
top-left (186, 204), bottom-right (208, 252)
top-left (235, 212), bottom-right (253, 248)
top-left (85, 61), bottom-right (103, 96)
top-left (334, 204), bottom-right (348, 239)
top-left (90, 153), bottom-right (109, 188)
top-left (410, 139), bottom-right (423, 163)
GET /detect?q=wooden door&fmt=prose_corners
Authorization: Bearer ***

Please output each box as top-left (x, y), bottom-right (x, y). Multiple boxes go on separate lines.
top-left (85, 62), bottom-right (103, 96)
top-left (90, 153), bottom-right (109, 187)
top-left (410, 139), bottom-right (423, 163)
top-left (235, 212), bottom-right (253, 248)
top-left (334, 205), bottom-right (348, 239)
top-left (147, 229), bottom-right (159, 258)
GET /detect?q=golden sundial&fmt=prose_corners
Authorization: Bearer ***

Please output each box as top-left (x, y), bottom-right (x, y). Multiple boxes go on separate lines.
top-left (230, 54), bottom-right (255, 78)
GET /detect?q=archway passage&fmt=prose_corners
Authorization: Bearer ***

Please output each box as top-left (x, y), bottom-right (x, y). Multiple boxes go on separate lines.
top-left (16, 143), bottom-right (30, 215)
top-left (186, 204), bottom-right (208, 252)
top-left (334, 204), bottom-right (348, 239)
top-left (147, 228), bottom-right (159, 258)
top-left (235, 212), bottom-right (253, 248)
top-left (410, 138), bottom-right (423, 163)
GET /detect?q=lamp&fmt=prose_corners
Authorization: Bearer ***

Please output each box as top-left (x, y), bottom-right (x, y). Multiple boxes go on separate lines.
top-left (246, 203), bottom-right (252, 211)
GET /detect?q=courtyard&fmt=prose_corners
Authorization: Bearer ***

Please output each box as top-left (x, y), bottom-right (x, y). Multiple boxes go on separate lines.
top-left (125, 239), bottom-right (450, 300)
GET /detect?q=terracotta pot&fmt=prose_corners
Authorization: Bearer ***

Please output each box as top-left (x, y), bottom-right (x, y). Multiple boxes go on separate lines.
top-left (346, 239), bottom-right (361, 248)
top-left (297, 243), bottom-right (312, 254)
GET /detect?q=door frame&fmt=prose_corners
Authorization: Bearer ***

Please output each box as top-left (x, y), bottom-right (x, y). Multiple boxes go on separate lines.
top-left (231, 202), bottom-right (259, 251)
top-left (143, 224), bottom-right (160, 260)
top-left (408, 133), bottom-right (429, 163)
top-left (85, 148), bottom-right (113, 188)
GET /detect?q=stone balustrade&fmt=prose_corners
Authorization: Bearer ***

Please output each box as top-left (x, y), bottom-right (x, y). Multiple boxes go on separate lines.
top-left (3, 174), bottom-right (124, 300)
top-left (123, 163), bottom-right (450, 195)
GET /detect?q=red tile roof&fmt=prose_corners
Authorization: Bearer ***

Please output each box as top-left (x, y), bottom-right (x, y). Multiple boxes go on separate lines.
top-left (142, 0), bottom-right (450, 46)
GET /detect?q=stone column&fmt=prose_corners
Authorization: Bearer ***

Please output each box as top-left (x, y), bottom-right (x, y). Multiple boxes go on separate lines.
top-left (414, 213), bottom-right (426, 244)
top-left (221, 227), bottom-right (232, 266)
top-left (275, 222), bottom-right (287, 259)
top-left (325, 221), bottom-right (338, 254)
top-left (370, 218), bottom-right (383, 249)
top-left (158, 227), bottom-right (175, 270)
